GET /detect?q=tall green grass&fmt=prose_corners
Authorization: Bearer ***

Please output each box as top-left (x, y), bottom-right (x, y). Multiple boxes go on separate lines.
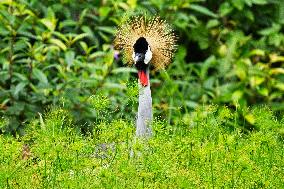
top-left (0, 106), bottom-right (283, 188)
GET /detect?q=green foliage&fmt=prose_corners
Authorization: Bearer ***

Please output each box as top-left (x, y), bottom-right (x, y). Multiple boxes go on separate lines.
top-left (0, 106), bottom-right (284, 188)
top-left (0, 0), bottom-right (283, 134)
top-left (0, 0), bottom-right (133, 133)
top-left (154, 0), bottom-right (284, 122)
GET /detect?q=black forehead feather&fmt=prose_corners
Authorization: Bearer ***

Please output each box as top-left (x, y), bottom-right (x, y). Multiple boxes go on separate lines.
top-left (133, 37), bottom-right (148, 54)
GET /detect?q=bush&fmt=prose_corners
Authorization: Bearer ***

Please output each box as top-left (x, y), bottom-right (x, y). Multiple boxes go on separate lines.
top-left (0, 0), bottom-right (283, 134)
top-left (0, 106), bottom-right (283, 188)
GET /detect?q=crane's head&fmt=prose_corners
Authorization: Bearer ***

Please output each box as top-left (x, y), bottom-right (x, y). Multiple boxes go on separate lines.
top-left (132, 37), bottom-right (152, 86)
top-left (114, 15), bottom-right (177, 87)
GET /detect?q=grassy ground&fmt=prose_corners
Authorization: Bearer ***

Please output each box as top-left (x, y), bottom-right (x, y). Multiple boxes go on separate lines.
top-left (0, 106), bottom-right (283, 188)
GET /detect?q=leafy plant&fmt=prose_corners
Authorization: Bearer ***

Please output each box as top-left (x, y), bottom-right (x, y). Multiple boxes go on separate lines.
top-left (0, 105), bottom-right (283, 188)
top-left (0, 0), bottom-right (283, 134)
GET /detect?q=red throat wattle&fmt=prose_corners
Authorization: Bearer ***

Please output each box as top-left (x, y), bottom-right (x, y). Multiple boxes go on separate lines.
top-left (138, 70), bottom-right (148, 87)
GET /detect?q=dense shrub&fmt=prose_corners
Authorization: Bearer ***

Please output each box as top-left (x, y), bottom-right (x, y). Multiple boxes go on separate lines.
top-left (0, 0), bottom-right (283, 134)
top-left (0, 106), bottom-right (284, 188)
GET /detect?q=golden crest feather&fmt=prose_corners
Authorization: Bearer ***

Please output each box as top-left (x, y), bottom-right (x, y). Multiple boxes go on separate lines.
top-left (114, 15), bottom-right (177, 70)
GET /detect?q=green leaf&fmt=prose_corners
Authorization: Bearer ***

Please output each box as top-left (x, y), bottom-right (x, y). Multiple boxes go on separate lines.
top-left (201, 56), bottom-right (216, 79)
top-left (90, 51), bottom-right (105, 59)
top-left (206, 19), bottom-right (220, 28)
top-left (97, 26), bottom-right (115, 34)
top-left (219, 2), bottom-right (233, 16)
top-left (189, 4), bottom-right (218, 18)
top-left (98, 31), bottom-right (110, 42)
top-left (257, 87), bottom-right (269, 96)
top-left (0, 0), bottom-right (12, 5)
top-left (258, 24), bottom-right (281, 36)
top-left (245, 0), bottom-right (253, 6)
top-left (59, 19), bottom-right (77, 29)
top-left (112, 67), bottom-right (136, 74)
top-left (7, 103), bottom-right (25, 115)
top-left (269, 54), bottom-right (284, 63)
top-left (49, 38), bottom-right (67, 51)
top-left (270, 102), bottom-right (284, 111)
top-left (252, 0), bottom-right (267, 5)
top-left (80, 41), bottom-right (88, 53)
top-left (14, 73), bottom-right (28, 81)
top-left (232, 90), bottom-right (243, 102)
top-left (185, 100), bottom-right (199, 108)
top-left (40, 8), bottom-right (57, 31)
top-left (127, 0), bottom-right (137, 9)
top-left (231, 0), bottom-right (245, 10)
top-left (72, 33), bottom-right (89, 43)
top-left (275, 82), bottom-right (284, 91)
top-left (203, 76), bottom-right (215, 89)
top-left (40, 18), bottom-right (56, 31)
top-left (53, 32), bottom-right (68, 43)
top-left (104, 82), bottom-right (126, 90)
top-left (81, 25), bottom-right (97, 44)
top-left (244, 10), bottom-right (254, 21)
top-left (79, 9), bottom-right (88, 23)
top-left (33, 68), bottom-right (48, 84)
top-left (278, 1), bottom-right (284, 24)
top-left (13, 82), bottom-right (27, 97)
top-left (250, 76), bottom-right (265, 87)
top-left (65, 51), bottom-right (75, 67)
top-left (0, 25), bottom-right (9, 35)
top-left (269, 68), bottom-right (284, 75)
top-left (249, 49), bottom-right (265, 57)
top-left (245, 114), bottom-right (255, 124)
top-left (98, 7), bottom-right (111, 17)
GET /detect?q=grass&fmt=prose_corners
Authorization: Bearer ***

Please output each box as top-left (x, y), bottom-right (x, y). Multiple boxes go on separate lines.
top-left (0, 105), bottom-right (283, 188)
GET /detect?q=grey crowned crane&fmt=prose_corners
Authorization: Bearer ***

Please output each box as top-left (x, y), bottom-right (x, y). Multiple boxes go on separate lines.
top-left (114, 16), bottom-right (177, 137)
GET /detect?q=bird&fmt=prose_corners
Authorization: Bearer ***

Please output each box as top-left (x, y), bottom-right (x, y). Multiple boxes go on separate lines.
top-left (114, 15), bottom-right (177, 137)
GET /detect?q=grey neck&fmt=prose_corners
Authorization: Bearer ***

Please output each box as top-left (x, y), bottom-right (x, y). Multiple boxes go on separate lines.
top-left (136, 68), bottom-right (153, 137)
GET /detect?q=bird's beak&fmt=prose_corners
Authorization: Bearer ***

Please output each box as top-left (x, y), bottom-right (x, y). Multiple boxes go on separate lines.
top-left (138, 70), bottom-right (148, 87)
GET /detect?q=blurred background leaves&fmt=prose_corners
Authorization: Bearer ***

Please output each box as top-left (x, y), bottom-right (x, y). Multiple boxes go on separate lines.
top-left (0, 0), bottom-right (283, 135)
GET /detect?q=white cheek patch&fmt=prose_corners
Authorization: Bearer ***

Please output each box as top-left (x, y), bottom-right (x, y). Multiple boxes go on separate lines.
top-left (144, 46), bottom-right (152, 64)
top-left (132, 51), bottom-right (136, 63)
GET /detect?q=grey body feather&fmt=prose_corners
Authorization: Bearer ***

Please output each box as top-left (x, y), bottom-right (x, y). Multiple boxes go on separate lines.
top-left (136, 68), bottom-right (152, 137)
